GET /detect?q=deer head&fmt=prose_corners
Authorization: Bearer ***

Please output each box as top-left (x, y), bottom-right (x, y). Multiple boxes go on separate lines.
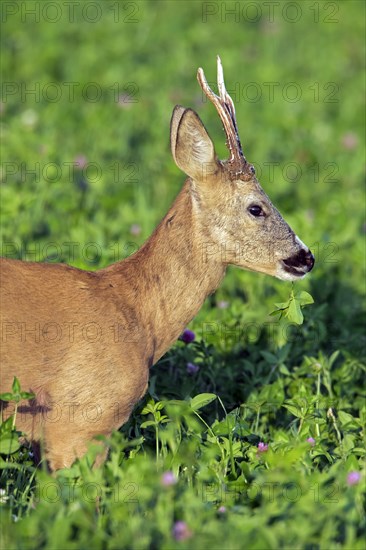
top-left (170, 56), bottom-right (314, 280)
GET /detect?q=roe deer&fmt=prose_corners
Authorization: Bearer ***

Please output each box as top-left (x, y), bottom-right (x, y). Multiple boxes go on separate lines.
top-left (0, 57), bottom-right (314, 470)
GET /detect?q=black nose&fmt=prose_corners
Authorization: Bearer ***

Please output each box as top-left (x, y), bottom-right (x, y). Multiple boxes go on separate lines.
top-left (282, 249), bottom-right (315, 275)
top-left (305, 250), bottom-right (315, 270)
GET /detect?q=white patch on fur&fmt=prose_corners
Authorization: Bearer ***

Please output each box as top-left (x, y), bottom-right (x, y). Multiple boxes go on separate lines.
top-left (275, 263), bottom-right (306, 282)
top-left (295, 235), bottom-right (308, 251)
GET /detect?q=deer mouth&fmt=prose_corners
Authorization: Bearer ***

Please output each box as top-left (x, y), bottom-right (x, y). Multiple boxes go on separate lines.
top-left (281, 249), bottom-right (315, 278)
top-left (281, 262), bottom-right (308, 278)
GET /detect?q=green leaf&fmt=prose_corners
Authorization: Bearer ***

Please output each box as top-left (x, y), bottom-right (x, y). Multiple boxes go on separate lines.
top-left (270, 290), bottom-right (314, 325)
top-left (337, 410), bottom-right (360, 428)
top-left (260, 351), bottom-right (278, 363)
top-left (141, 402), bottom-right (157, 415)
top-left (190, 393), bottom-right (217, 411)
top-left (20, 391), bottom-right (35, 400)
top-left (0, 392), bottom-right (14, 402)
top-left (287, 297), bottom-right (304, 324)
top-left (274, 300), bottom-right (291, 310)
top-left (328, 350), bottom-right (340, 368)
top-left (279, 364), bottom-right (291, 376)
top-left (212, 416), bottom-right (236, 436)
top-left (294, 291), bottom-right (314, 306)
top-left (12, 376), bottom-right (21, 395)
top-left (0, 433), bottom-right (21, 454)
top-left (140, 420), bottom-right (156, 429)
top-left (283, 403), bottom-right (303, 418)
top-left (0, 457), bottom-right (23, 470)
top-left (0, 417), bottom-right (14, 434)
top-left (342, 434), bottom-right (355, 452)
top-left (269, 309), bottom-right (282, 317)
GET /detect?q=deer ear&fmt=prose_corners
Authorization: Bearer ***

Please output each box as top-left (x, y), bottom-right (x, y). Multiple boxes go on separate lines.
top-left (170, 106), bottom-right (218, 182)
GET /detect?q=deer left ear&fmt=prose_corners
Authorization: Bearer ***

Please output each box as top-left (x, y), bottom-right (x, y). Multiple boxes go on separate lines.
top-left (170, 106), bottom-right (218, 182)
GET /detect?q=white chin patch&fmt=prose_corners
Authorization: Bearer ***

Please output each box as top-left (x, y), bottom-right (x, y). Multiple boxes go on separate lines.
top-left (275, 265), bottom-right (306, 282)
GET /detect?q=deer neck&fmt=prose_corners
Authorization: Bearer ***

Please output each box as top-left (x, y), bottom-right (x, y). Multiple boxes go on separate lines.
top-left (107, 179), bottom-right (226, 364)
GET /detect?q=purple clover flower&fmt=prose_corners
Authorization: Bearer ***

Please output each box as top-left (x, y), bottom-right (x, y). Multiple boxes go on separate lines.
top-left (186, 362), bottom-right (199, 374)
top-left (172, 521), bottom-right (192, 541)
top-left (341, 132), bottom-right (358, 150)
top-left (74, 154), bottom-right (88, 169)
top-left (218, 505), bottom-right (227, 513)
top-left (347, 471), bottom-right (361, 486)
top-left (130, 223), bottom-right (141, 236)
top-left (161, 471), bottom-right (177, 487)
top-left (179, 329), bottom-right (195, 344)
top-left (307, 437), bottom-right (316, 446)
top-left (257, 442), bottom-right (268, 453)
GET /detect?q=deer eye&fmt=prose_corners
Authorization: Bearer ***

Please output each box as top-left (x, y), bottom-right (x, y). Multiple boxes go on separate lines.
top-left (248, 205), bottom-right (265, 217)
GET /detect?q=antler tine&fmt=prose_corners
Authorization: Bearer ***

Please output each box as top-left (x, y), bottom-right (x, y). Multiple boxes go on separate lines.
top-left (197, 56), bottom-right (247, 172)
top-left (216, 55), bottom-right (236, 122)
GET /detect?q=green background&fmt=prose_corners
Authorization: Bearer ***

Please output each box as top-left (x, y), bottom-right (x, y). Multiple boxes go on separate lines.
top-left (1, 1), bottom-right (365, 548)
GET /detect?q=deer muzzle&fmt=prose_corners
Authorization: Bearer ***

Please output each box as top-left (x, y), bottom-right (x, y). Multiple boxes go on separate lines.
top-left (281, 248), bottom-right (315, 278)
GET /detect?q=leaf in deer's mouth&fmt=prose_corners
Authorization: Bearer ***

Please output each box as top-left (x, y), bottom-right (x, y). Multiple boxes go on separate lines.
top-left (270, 290), bottom-right (314, 325)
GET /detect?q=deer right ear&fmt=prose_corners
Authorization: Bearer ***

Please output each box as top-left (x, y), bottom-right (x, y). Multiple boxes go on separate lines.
top-left (170, 106), bottom-right (218, 182)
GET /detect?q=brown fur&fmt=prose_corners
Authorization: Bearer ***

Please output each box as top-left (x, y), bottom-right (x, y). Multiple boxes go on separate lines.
top-left (0, 62), bottom-right (313, 470)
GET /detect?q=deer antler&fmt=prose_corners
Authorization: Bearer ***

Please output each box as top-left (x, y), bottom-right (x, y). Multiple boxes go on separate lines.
top-left (197, 56), bottom-right (254, 177)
